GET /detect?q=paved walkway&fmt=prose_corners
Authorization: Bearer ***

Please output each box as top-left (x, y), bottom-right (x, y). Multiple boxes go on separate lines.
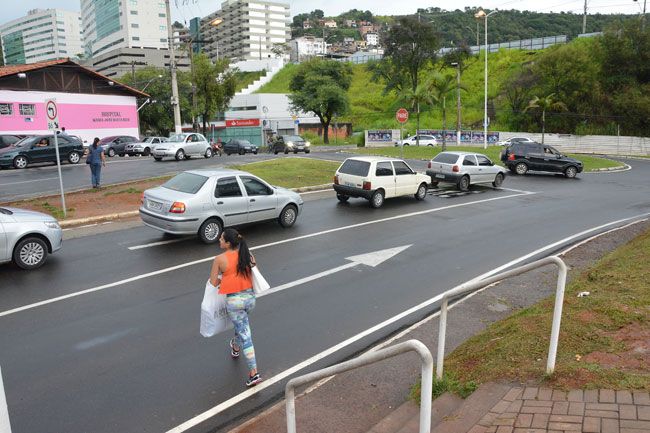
top-left (470, 387), bottom-right (650, 433)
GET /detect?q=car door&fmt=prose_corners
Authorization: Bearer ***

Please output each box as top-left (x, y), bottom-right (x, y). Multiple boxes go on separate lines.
top-left (31, 137), bottom-right (56, 163)
top-left (392, 160), bottom-right (417, 196)
top-left (0, 216), bottom-right (8, 262)
top-left (240, 176), bottom-right (278, 222)
top-left (462, 154), bottom-right (479, 182)
top-left (475, 154), bottom-right (495, 183)
top-left (374, 161), bottom-right (396, 197)
top-left (543, 146), bottom-right (564, 173)
top-left (212, 176), bottom-right (249, 226)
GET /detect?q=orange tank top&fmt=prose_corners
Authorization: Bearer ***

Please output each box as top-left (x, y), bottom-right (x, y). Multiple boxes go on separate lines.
top-left (219, 250), bottom-right (253, 295)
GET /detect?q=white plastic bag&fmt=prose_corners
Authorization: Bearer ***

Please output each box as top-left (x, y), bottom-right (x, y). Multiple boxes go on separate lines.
top-left (200, 279), bottom-right (233, 337)
top-left (252, 266), bottom-right (270, 295)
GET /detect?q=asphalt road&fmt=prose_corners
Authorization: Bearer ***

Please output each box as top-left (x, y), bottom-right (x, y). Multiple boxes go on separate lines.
top-left (0, 146), bottom-right (355, 202)
top-left (0, 158), bottom-right (649, 433)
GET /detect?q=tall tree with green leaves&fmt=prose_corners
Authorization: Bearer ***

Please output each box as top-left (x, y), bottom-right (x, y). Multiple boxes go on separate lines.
top-left (289, 59), bottom-right (353, 144)
top-left (426, 74), bottom-right (457, 151)
top-left (191, 53), bottom-right (237, 135)
top-left (524, 93), bottom-right (568, 143)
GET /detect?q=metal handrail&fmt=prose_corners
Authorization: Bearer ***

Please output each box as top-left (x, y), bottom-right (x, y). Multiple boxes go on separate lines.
top-left (436, 256), bottom-right (567, 379)
top-left (1, 366), bottom-right (11, 433)
top-left (285, 340), bottom-right (433, 433)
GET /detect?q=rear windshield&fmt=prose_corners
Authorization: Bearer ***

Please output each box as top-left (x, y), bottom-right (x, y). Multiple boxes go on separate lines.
top-left (432, 153), bottom-right (459, 164)
top-left (338, 159), bottom-right (370, 176)
top-left (162, 172), bottom-right (208, 194)
top-left (0, 208), bottom-right (13, 215)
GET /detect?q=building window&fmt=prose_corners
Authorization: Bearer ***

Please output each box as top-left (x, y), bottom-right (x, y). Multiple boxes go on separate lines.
top-left (160, 38), bottom-right (167, 43)
top-left (131, 23), bottom-right (139, 28)
top-left (159, 25), bottom-right (166, 31)
top-left (130, 10), bottom-right (138, 15)
top-left (132, 36), bottom-right (140, 41)
top-left (19, 104), bottom-right (35, 116)
top-left (0, 103), bottom-right (13, 116)
top-left (130, 0), bottom-right (137, 4)
top-left (159, 13), bottom-right (166, 17)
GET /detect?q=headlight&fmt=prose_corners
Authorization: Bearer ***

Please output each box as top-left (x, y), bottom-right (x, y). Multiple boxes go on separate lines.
top-left (305, 142), bottom-right (311, 146)
top-left (44, 221), bottom-right (60, 229)
top-left (286, 141), bottom-right (294, 147)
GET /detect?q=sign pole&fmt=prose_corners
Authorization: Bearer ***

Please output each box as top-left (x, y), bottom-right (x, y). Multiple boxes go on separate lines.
top-left (45, 99), bottom-right (66, 218)
top-left (395, 108), bottom-right (409, 159)
top-left (52, 133), bottom-right (66, 219)
top-left (400, 126), bottom-right (403, 159)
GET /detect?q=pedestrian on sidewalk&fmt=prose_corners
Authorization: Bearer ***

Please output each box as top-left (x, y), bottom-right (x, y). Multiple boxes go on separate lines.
top-left (209, 228), bottom-right (262, 387)
top-left (86, 137), bottom-right (106, 188)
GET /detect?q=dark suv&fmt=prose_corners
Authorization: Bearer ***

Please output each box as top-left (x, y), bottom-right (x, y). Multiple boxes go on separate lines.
top-left (500, 142), bottom-right (583, 178)
top-left (0, 134), bottom-right (84, 169)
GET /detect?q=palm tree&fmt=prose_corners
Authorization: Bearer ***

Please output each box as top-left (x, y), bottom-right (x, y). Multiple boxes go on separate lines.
top-left (524, 93), bottom-right (568, 144)
top-left (399, 83), bottom-right (431, 146)
top-left (426, 74), bottom-right (457, 151)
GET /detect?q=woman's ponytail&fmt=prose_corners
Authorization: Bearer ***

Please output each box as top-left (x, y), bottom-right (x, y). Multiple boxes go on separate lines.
top-left (222, 228), bottom-right (252, 277)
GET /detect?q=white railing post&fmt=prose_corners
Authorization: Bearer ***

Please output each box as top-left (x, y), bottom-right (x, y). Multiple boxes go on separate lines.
top-left (436, 297), bottom-right (449, 379)
top-left (0, 366), bottom-right (11, 433)
top-left (546, 257), bottom-right (568, 374)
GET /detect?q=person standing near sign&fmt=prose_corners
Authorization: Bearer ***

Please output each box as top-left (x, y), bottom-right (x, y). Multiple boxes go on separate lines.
top-left (86, 137), bottom-right (106, 188)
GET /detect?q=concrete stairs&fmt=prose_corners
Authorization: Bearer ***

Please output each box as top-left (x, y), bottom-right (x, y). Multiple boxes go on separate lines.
top-left (367, 383), bottom-right (512, 433)
top-left (236, 63), bottom-right (284, 96)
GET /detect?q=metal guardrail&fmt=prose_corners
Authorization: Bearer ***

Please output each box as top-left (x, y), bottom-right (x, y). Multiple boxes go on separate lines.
top-left (436, 256), bottom-right (567, 379)
top-left (285, 340), bottom-right (433, 433)
top-left (1, 366), bottom-right (11, 433)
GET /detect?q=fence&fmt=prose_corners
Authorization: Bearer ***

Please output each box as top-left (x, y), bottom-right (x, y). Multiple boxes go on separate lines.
top-left (497, 131), bottom-right (650, 156)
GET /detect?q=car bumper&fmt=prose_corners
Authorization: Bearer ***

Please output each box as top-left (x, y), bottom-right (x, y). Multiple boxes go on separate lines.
top-left (426, 170), bottom-right (463, 183)
top-left (333, 184), bottom-right (373, 199)
top-left (47, 227), bottom-right (63, 253)
top-left (139, 208), bottom-right (201, 235)
top-left (152, 149), bottom-right (177, 157)
top-left (0, 159), bottom-right (13, 168)
top-left (287, 147), bottom-right (309, 152)
top-left (125, 148), bottom-right (146, 155)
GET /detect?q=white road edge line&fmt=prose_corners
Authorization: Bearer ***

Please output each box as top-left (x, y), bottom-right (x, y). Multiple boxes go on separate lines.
top-left (0, 191), bottom-right (533, 318)
top-left (165, 211), bottom-right (650, 433)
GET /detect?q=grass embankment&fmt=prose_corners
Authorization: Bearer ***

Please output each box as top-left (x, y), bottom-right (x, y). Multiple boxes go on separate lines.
top-left (412, 226), bottom-right (650, 401)
top-left (350, 146), bottom-right (624, 172)
top-left (232, 158), bottom-right (340, 188)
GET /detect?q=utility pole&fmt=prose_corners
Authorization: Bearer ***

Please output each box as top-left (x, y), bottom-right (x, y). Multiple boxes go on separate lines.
top-left (131, 61), bottom-right (136, 83)
top-left (452, 62), bottom-right (461, 145)
top-left (582, 0), bottom-right (588, 33)
top-left (165, 0), bottom-right (182, 134)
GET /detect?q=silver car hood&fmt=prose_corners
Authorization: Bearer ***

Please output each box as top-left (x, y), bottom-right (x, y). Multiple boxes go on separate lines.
top-left (1, 207), bottom-right (57, 222)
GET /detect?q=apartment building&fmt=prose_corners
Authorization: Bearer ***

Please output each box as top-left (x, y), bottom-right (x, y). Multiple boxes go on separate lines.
top-left (201, 0), bottom-right (290, 63)
top-left (0, 9), bottom-right (83, 65)
top-left (289, 36), bottom-right (326, 62)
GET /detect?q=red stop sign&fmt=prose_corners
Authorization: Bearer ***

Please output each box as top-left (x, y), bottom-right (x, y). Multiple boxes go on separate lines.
top-left (396, 108), bottom-right (409, 124)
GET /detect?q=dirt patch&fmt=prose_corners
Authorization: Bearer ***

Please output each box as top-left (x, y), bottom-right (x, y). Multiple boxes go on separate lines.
top-left (584, 322), bottom-right (650, 372)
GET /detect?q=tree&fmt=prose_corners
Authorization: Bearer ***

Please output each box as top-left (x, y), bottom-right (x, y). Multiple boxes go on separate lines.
top-left (398, 83), bottom-right (431, 141)
top-left (524, 93), bottom-right (568, 143)
top-left (289, 59), bottom-right (353, 144)
top-left (191, 53), bottom-right (237, 136)
top-left (426, 74), bottom-right (457, 151)
top-left (271, 43), bottom-right (290, 58)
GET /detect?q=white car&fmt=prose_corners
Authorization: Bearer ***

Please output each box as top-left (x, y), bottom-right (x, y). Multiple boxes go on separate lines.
top-left (0, 207), bottom-right (62, 269)
top-left (152, 133), bottom-right (213, 161)
top-left (125, 136), bottom-right (167, 156)
top-left (497, 137), bottom-right (535, 146)
top-left (397, 134), bottom-right (438, 147)
top-left (426, 151), bottom-right (507, 191)
top-left (333, 156), bottom-right (430, 208)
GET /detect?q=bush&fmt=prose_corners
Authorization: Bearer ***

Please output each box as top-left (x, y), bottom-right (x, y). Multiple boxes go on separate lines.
top-left (356, 132), bottom-right (365, 147)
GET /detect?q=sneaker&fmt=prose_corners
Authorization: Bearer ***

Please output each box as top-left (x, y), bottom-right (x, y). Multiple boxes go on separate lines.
top-left (229, 338), bottom-right (240, 358)
top-left (246, 373), bottom-right (262, 387)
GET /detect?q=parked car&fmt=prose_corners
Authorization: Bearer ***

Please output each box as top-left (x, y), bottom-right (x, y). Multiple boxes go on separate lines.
top-left (500, 141), bottom-right (583, 178)
top-left (223, 139), bottom-right (259, 155)
top-left (139, 169), bottom-right (303, 243)
top-left (426, 151), bottom-right (507, 191)
top-left (124, 136), bottom-right (167, 156)
top-left (0, 207), bottom-right (62, 269)
top-left (151, 133), bottom-right (212, 161)
top-left (497, 137), bottom-right (535, 146)
top-left (333, 156), bottom-right (430, 208)
top-left (396, 134), bottom-right (438, 147)
top-left (99, 135), bottom-right (139, 157)
top-left (270, 135), bottom-right (311, 154)
top-left (0, 134), bottom-right (27, 150)
top-left (0, 134), bottom-right (84, 169)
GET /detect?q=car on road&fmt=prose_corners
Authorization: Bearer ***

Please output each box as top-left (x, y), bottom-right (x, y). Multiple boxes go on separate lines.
top-left (99, 135), bottom-right (139, 157)
top-left (269, 135), bottom-right (311, 154)
top-left (151, 133), bottom-right (213, 161)
top-left (426, 151), bottom-right (507, 191)
top-left (396, 134), bottom-right (438, 147)
top-left (124, 136), bottom-right (167, 156)
top-left (0, 134), bottom-right (27, 150)
top-left (333, 156), bottom-right (430, 208)
top-left (500, 141), bottom-right (583, 178)
top-left (223, 139), bottom-right (259, 155)
top-left (0, 207), bottom-right (62, 269)
top-left (140, 169), bottom-right (303, 243)
top-left (497, 137), bottom-right (535, 146)
top-left (0, 134), bottom-right (84, 169)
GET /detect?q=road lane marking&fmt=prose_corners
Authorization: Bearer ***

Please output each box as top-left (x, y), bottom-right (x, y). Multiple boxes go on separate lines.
top-left (128, 238), bottom-right (188, 250)
top-left (166, 211), bottom-right (650, 433)
top-left (0, 191), bottom-right (533, 318)
top-left (0, 177), bottom-right (59, 187)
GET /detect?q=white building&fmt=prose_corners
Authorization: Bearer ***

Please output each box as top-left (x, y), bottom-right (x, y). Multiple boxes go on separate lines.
top-left (289, 36), bottom-right (326, 62)
top-left (365, 32), bottom-right (380, 47)
top-left (0, 9), bottom-right (83, 65)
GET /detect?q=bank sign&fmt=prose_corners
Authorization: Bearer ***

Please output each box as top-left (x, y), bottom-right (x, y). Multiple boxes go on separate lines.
top-left (226, 119), bottom-right (260, 127)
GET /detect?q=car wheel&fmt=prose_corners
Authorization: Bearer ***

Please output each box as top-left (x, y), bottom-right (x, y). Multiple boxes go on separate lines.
top-left (143, 147), bottom-right (151, 156)
top-left (118, 153), bottom-right (125, 157)
top-left (294, 150), bottom-right (298, 154)
top-left (108, 148), bottom-right (116, 157)
top-left (274, 150), bottom-right (279, 155)
top-left (369, 190), bottom-right (385, 208)
top-left (430, 180), bottom-right (439, 188)
top-left (336, 193), bottom-right (349, 202)
top-left (279, 204), bottom-right (298, 228)
top-left (284, 149), bottom-right (289, 154)
top-left (68, 151), bottom-right (81, 164)
top-left (515, 162), bottom-right (528, 175)
top-left (154, 157), bottom-right (163, 161)
top-left (305, 150), bottom-right (310, 154)
top-left (565, 166), bottom-right (578, 179)
top-left (175, 149), bottom-right (185, 161)
top-left (198, 218), bottom-right (223, 244)
top-left (204, 148), bottom-right (213, 158)
top-left (13, 155), bottom-right (28, 169)
top-left (415, 183), bottom-right (428, 200)
top-left (458, 175), bottom-right (470, 192)
top-left (492, 173), bottom-right (504, 188)
top-left (427, 144), bottom-right (434, 147)
top-left (13, 236), bottom-right (48, 270)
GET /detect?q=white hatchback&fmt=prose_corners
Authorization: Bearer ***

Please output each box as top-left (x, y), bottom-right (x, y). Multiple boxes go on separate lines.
top-left (152, 133), bottom-right (213, 161)
top-left (397, 134), bottom-right (438, 147)
top-left (426, 151), bottom-right (507, 191)
top-left (333, 156), bottom-right (430, 208)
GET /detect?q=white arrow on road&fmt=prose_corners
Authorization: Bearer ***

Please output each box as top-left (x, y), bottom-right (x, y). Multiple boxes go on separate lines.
top-left (261, 245), bottom-right (412, 297)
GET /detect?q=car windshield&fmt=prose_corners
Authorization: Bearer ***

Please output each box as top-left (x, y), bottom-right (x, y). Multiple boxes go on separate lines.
top-left (168, 134), bottom-right (189, 142)
top-left (339, 159), bottom-right (370, 176)
top-left (0, 208), bottom-right (13, 215)
top-left (162, 172), bottom-right (208, 194)
top-left (143, 137), bottom-right (153, 143)
top-left (99, 137), bottom-right (117, 145)
top-left (283, 135), bottom-right (303, 142)
top-left (433, 153), bottom-right (459, 164)
top-left (239, 140), bottom-right (251, 145)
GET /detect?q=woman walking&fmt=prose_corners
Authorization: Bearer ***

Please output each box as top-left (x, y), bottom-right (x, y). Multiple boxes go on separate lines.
top-left (86, 137), bottom-right (105, 188)
top-left (209, 228), bottom-right (261, 387)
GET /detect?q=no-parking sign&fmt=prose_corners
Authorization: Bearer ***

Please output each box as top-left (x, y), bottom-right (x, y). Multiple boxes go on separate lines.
top-left (45, 99), bottom-right (59, 131)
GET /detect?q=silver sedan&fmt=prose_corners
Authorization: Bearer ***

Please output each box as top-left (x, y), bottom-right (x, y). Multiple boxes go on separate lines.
top-left (140, 169), bottom-right (304, 243)
top-left (0, 207), bottom-right (63, 269)
top-left (426, 151), bottom-right (507, 191)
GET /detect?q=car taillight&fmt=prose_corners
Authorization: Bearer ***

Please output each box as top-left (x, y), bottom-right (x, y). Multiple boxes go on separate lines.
top-left (333, 175), bottom-right (339, 185)
top-left (452, 165), bottom-right (460, 173)
top-left (508, 154), bottom-right (515, 161)
top-left (363, 181), bottom-right (371, 190)
top-left (427, 161), bottom-right (432, 169)
top-left (140, 192), bottom-right (144, 205)
top-left (169, 202), bottom-right (186, 213)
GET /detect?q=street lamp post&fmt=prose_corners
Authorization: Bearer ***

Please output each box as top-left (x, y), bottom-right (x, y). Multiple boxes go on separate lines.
top-left (210, 17), bottom-right (224, 61)
top-left (141, 74), bottom-right (163, 92)
top-left (451, 62), bottom-right (461, 145)
top-left (633, 0), bottom-right (647, 29)
top-left (475, 9), bottom-right (497, 150)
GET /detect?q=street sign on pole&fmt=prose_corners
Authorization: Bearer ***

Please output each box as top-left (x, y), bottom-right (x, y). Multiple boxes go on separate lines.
top-left (45, 99), bottom-right (66, 218)
top-left (396, 108), bottom-right (409, 124)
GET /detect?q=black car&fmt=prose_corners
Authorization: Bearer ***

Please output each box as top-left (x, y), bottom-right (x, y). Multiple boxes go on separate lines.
top-left (99, 135), bottom-right (139, 157)
top-left (500, 142), bottom-right (583, 178)
top-left (0, 134), bottom-right (84, 169)
top-left (223, 139), bottom-right (258, 155)
top-left (270, 135), bottom-right (311, 154)
top-left (0, 134), bottom-right (27, 150)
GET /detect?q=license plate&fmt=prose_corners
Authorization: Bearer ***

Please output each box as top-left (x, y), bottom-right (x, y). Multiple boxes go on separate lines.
top-left (435, 174), bottom-right (445, 179)
top-left (148, 200), bottom-right (163, 211)
top-left (345, 182), bottom-right (356, 187)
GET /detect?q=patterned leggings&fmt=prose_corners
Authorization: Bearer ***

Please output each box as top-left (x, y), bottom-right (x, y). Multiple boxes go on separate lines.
top-left (226, 289), bottom-right (257, 371)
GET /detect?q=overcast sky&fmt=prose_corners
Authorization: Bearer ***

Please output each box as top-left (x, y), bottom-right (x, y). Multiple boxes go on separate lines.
top-left (2, 0), bottom-right (639, 25)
